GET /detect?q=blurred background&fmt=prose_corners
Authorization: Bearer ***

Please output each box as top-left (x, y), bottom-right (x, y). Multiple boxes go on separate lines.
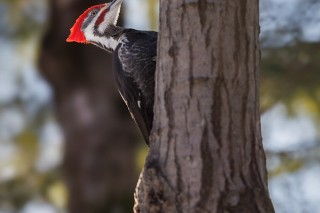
top-left (0, 0), bottom-right (319, 212)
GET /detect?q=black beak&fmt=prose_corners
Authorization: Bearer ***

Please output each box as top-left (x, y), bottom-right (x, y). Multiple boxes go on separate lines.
top-left (109, 0), bottom-right (122, 8)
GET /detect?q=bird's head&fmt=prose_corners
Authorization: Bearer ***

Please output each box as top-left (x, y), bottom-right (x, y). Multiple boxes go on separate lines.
top-left (66, 0), bottom-right (123, 44)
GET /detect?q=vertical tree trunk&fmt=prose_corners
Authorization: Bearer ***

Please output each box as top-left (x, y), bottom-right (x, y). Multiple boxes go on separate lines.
top-left (135, 0), bottom-right (275, 212)
top-left (39, 1), bottom-right (139, 212)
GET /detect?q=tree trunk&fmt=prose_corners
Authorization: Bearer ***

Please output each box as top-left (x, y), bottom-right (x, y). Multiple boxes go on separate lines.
top-left (134, 0), bottom-right (275, 212)
top-left (39, 1), bottom-right (139, 212)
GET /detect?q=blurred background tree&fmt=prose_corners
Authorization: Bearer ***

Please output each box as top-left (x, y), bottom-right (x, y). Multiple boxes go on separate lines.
top-left (39, 0), bottom-right (141, 212)
top-left (0, 0), bottom-right (319, 212)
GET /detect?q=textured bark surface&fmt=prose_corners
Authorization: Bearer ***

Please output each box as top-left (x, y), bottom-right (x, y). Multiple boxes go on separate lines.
top-left (39, 0), bottom-right (138, 212)
top-left (135, 0), bottom-right (275, 212)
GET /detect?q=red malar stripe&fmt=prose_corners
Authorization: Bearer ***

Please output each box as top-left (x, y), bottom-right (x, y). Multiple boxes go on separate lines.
top-left (95, 8), bottom-right (109, 28)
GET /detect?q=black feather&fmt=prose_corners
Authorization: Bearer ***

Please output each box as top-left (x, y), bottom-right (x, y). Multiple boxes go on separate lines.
top-left (113, 29), bottom-right (157, 144)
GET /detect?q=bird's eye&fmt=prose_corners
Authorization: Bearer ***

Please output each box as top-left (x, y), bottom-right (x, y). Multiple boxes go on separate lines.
top-left (91, 10), bottom-right (97, 16)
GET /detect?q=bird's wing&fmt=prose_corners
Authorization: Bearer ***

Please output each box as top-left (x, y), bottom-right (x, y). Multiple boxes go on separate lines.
top-left (114, 30), bottom-right (157, 145)
top-left (113, 59), bottom-right (151, 144)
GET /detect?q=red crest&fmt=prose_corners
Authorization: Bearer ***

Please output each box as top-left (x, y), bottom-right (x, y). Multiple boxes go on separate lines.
top-left (66, 4), bottom-right (105, 43)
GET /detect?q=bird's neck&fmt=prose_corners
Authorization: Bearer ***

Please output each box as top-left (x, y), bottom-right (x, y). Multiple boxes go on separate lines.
top-left (91, 25), bottom-right (125, 52)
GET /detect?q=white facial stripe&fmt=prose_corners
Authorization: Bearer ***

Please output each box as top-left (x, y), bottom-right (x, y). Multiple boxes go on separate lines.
top-left (98, 3), bottom-right (122, 33)
top-left (83, 7), bottom-right (119, 50)
top-left (92, 36), bottom-right (119, 50)
top-left (84, 30), bottom-right (119, 50)
top-left (98, 11), bottom-right (111, 33)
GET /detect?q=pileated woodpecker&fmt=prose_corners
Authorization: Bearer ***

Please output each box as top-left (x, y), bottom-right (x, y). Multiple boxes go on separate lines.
top-left (67, 0), bottom-right (157, 144)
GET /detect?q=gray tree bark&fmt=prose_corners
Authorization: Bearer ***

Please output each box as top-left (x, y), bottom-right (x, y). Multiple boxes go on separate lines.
top-left (134, 0), bottom-right (275, 212)
top-left (39, 1), bottom-right (139, 212)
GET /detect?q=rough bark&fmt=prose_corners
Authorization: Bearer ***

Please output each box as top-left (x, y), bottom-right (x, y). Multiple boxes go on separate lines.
top-left (134, 0), bottom-right (275, 212)
top-left (39, 0), bottom-right (139, 212)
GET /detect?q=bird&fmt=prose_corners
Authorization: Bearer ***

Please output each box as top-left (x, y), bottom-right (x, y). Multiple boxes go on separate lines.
top-left (66, 0), bottom-right (157, 145)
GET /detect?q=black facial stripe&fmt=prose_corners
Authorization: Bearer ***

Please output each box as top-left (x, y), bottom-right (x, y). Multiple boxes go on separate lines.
top-left (93, 25), bottom-right (124, 39)
top-left (81, 9), bottom-right (100, 31)
top-left (93, 27), bottom-right (104, 37)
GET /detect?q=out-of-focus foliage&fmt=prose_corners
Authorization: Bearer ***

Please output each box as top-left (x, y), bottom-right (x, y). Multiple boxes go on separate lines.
top-left (124, 0), bottom-right (158, 30)
top-left (260, 1), bottom-right (320, 212)
top-left (0, 0), bottom-right (66, 212)
top-left (260, 0), bottom-right (320, 46)
top-left (261, 42), bottom-right (320, 116)
top-left (148, 0), bottom-right (158, 31)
